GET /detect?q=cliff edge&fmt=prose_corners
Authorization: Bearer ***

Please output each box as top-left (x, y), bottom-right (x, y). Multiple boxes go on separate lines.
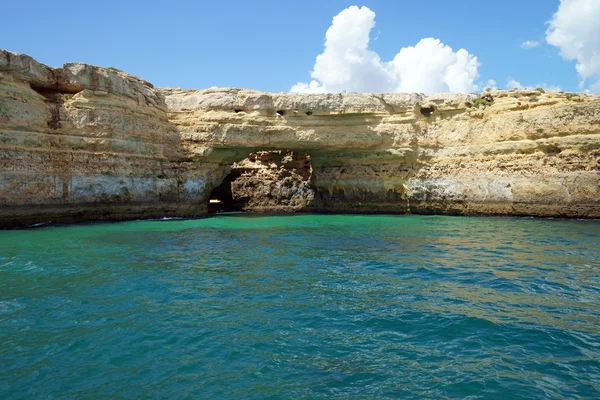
top-left (162, 87), bottom-right (600, 217)
top-left (1, 50), bottom-right (598, 227)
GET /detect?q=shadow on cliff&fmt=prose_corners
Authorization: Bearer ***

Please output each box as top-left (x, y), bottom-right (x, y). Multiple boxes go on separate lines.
top-left (203, 148), bottom-right (429, 216)
top-left (206, 150), bottom-right (320, 213)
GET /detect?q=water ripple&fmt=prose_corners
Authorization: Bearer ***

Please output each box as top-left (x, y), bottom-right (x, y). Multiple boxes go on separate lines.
top-left (0, 215), bottom-right (599, 399)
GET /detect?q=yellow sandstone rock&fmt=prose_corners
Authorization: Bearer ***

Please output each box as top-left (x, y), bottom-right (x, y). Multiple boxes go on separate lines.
top-left (163, 87), bottom-right (599, 217)
top-left (1, 50), bottom-right (598, 226)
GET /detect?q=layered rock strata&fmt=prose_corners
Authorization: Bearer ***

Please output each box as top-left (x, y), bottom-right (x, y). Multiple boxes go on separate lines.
top-left (0, 50), bottom-right (212, 227)
top-left (212, 151), bottom-right (315, 212)
top-left (1, 49), bottom-right (599, 227)
top-left (163, 87), bottom-right (600, 218)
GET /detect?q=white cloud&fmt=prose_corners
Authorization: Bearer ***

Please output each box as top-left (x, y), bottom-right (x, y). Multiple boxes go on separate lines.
top-left (389, 38), bottom-right (480, 93)
top-left (507, 79), bottom-right (522, 89)
top-left (539, 83), bottom-right (562, 91)
top-left (506, 78), bottom-right (561, 91)
top-left (290, 80), bottom-right (328, 93)
top-left (291, 6), bottom-right (480, 94)
top-left (485, 79), bottom-right (497, 89)
top-left (521, 40), bottom-right (540, 49)
top-left (546, 0), bottom-right (600, 93)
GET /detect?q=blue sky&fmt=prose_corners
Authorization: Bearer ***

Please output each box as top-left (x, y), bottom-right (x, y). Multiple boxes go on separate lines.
top-left (2, 0), bottom-right (598, 93)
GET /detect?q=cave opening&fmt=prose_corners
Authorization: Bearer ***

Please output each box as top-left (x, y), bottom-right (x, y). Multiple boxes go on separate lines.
top-left (419, 106), bottom-right (435, 117)
top-left (29, 84), bottom-right (82, 100)
top-left (207, 150), bottom-right (316, 214)
top-left (207, 171), bottom-right (239, 213)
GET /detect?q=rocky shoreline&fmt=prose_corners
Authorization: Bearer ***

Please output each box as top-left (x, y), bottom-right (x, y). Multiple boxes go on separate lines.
top-left (1, 49), bottom-right (599, 227)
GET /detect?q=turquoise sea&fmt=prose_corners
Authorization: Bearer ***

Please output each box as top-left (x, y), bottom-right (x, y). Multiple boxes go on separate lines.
top-left (1, 214), bottom-right (599, 399)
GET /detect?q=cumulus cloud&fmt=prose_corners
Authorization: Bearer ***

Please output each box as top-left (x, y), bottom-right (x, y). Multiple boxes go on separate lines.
top-left (506, 78), bottom-right (561, 91)
top-left (507, 79), bottom-right (522, 89)
top-left (485, 79), bottom-right (498, 90)
top-left (290, 80), bottom-right (328, 93)
top-left (290, 6), bottom-right (480, 94)
top-left (539, 83), bottom-right (562, 91)
top-left (521, 40), bottom-right (540, 49)
top-left (546, 0), bottom-right (600, 93)
top-left (389, 38), bottom-right (480, 93)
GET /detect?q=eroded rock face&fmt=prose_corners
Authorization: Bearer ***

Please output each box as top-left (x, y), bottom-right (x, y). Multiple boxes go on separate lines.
top-left (163, 87), bottom-right (600, 218)
top-left (228, 151), bottom-right (315, 211)
top-left (0, 50), bottom-right (213, 227)
top-left (1, 49), bottom-right (599, 227)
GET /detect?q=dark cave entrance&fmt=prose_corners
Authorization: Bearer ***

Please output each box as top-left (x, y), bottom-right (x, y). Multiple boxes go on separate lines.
top-left (207, 150), bottom-right (315, 214)
top-left (207, 171), bottom-right (239, 213)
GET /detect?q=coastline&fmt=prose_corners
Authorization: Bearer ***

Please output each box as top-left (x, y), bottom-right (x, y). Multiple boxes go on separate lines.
top-left (1, 49), bottom-right (599, 228)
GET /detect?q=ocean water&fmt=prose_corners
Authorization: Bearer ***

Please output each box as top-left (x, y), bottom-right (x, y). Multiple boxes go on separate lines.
top-left (0, 214), bottom-right (599, 399)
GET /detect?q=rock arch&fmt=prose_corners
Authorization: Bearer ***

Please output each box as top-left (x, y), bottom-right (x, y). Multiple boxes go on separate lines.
top-left (1, 50), bottom-right (599, 227)
top-left (207, 150), bottom-right (316, 213)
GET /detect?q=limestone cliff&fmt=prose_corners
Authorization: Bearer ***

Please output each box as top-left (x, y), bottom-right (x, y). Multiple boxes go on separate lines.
top-left (0, 49), bottom-right (599, 227)
top-left (0, 50), bottom-right (215, 227)
top-left (217, 151), bottom-right (315, 212)
top-left (163, 87), bottom-right (600, 218)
